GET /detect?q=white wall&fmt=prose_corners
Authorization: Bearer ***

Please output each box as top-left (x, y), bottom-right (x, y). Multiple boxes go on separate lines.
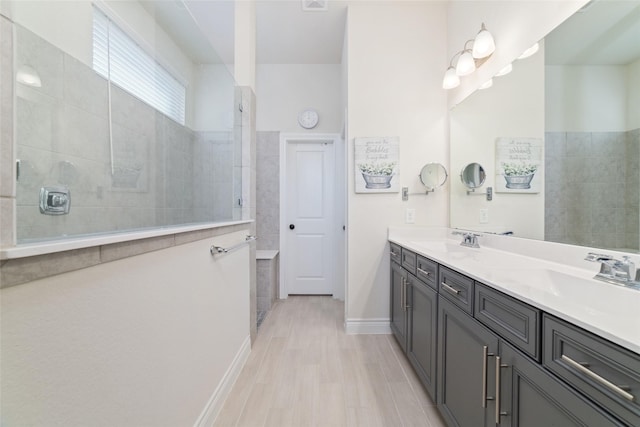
top-left (450, 46), bottom-right (545, 239)
top-left (256, 64), bottom-right (343, 133)
top-left (546, 65), bottom-right (627, 132)
top-left (345, 2), bottom-right (449, 329)
top-left (0, 231), bottom-right (250, 425)
top-left (446, 0), bottom-right (588, 107)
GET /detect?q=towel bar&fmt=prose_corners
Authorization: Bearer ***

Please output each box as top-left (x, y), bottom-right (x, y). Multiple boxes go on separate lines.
top-left (210, 235), bottom-right (257, 256)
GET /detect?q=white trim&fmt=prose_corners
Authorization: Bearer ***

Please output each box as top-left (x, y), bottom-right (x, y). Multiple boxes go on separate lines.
top-left (194, 335), bottom-right (251, 427)
top-left (1, 220), bottom-right (253, 260)
top-left (279, 133), bottom-right (342, 299)
top-left (345, 318), bottom-right (392, 335)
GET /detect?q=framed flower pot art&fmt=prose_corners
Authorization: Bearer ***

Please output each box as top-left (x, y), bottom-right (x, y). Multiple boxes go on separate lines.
top-left (495, 137), bottom-right (543, 194)
top-left (354, 137), bottom-right (400, 193)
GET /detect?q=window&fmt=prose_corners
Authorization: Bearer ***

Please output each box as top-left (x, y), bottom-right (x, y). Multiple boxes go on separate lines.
top-left (93, 7), bottom-right (186, 125)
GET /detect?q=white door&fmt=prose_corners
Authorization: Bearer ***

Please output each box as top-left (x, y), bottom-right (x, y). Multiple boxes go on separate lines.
top-left (285, 140), bottom-right (335, 295)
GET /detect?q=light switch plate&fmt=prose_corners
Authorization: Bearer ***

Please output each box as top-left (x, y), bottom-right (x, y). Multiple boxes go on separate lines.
top-left (405, 208), bottom-right (416, 224)
top-left (479, 208), bottom-right (489, 224)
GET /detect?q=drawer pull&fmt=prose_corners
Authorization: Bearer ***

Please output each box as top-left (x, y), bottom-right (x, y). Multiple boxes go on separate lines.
top-left (401, 277), bottom-right (406, 313)
top-left (481, 346), bottom-right (495, 407)
top-left (390, 251), bottom-right (399, 257)
top-left (495, 356), bottom-right (509, 423)
top-left (561, 354), bottom-right (635, 402)
top-left (417, 267), bottom-right (431, 277)
top-left (442, 282), bottom-right (460, 295)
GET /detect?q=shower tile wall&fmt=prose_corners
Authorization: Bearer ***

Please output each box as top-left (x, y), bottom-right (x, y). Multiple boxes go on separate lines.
top-left (13, 25), bottom-right (236, 242)
top-left (256, 131), bottom-right (280, 251)
top-left (0, 15), bottom-right (15, 247)
top-left (545, 130), bottom-right (640, 251)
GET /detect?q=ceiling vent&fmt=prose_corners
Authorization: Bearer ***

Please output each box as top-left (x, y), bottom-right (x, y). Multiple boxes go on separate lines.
top-left (302, 0), bottom-right (328, 12)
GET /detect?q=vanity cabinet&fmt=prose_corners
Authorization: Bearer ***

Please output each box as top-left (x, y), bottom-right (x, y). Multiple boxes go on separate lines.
top-left (438, 294), bottom-right (623, 427)
top-left (390, 241), bottom-right (634, 427)
top-left (499, 340), bottom-right (623, 427)
top-left (390, 246), bottom-right (439, 400)
top-left (543, 314), bottom-right (640, 426)
top-left (390, 258), bottom-right (408, 352)
top-left (437, 296), bottom-right (498, 427)
top-left (407, 272), bottom-right (438, 399)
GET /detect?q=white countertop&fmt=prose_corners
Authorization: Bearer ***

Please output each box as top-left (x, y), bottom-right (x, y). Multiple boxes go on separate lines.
top-left (389, 227), bottom-right (640, 355)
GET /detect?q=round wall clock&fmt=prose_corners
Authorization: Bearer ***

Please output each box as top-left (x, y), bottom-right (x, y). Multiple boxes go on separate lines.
top-left (298, 109), bottom-right (319, 129)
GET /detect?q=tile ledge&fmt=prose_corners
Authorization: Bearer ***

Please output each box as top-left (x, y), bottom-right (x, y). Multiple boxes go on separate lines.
top-left (0, 220), bottom-right (254, 260)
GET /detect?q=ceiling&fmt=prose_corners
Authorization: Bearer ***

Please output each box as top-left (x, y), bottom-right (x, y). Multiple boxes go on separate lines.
top-left (157, 0), bottom-right (640, 67)
top-left (254, 0), bottom-right (348, 64)
top-left (545, 0), bottom-right (640, 65)
top-left (149, 0), bottom-right (348, 65)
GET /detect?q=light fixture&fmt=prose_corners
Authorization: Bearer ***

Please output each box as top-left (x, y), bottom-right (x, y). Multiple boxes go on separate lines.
top-left (495, 63), bottom-right (513, 77)
top-left (456, 50), bottom-right (476, 76)
top-left (16, 65), bottom-right (42, 87)
top-left (479, 78), bottom-right (493, 90)
top-left (442, 23), bottom-right (496, 90)
top-left (518, 42), bottom-right (539, 59)
top-left (472, 23), bottom-right (495, 59)
top-left (442, 66), bottom-right (460, 89)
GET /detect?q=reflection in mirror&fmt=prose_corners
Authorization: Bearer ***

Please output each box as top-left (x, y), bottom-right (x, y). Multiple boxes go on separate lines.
top-left (450, 0), bottom-right (640, 252)
top-left (460, 163), bottom-right (486, 189)
top-left (544, 0), bottom-right (640, 252)
top-left (419, 163), bottom-right (448, 192)
top-left (6, 1), bottom-right (241, 243)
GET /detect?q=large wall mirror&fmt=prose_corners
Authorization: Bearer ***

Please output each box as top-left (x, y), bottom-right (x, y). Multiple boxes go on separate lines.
top-left (450, 0), bottom-right (640, 253)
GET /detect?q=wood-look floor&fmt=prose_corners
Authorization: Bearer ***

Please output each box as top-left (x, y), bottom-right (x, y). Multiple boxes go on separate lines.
top-left (213, 296), bottom-right (447, 427)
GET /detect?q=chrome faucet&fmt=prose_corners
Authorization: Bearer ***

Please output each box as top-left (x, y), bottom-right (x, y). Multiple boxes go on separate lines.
top-left (585, 252), bottom-right (640, 288)
top-left (452, 231), bottom-right (481, 248)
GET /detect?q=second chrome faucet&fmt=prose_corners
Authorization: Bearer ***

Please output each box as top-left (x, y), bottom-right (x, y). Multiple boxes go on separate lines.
top-left (585, 252), bottom-right (640, 288)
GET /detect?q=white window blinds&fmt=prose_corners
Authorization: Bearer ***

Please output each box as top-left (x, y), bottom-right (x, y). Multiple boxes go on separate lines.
top-left (93, 8), bottom-right (186, 125)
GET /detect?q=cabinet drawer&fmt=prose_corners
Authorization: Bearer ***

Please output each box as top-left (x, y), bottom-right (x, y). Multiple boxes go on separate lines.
top-left (438, 266), bottom-right (473, 315)
top-left (416, 255), bottom-right (438, 290)
top-left (390, 242), bottom-right (401, 265)
top-left (543, 314), bottom-right (640, 427)
top-left (401, 248), bottom-right (417, 275)
top-left (474, 282), bottom-right (541, 360)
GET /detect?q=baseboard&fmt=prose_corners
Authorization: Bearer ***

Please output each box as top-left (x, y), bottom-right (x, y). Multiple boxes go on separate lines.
top-left (344, 318), bottom-right (391, 335)
top-left (194, 335), bottom-right (251, 427)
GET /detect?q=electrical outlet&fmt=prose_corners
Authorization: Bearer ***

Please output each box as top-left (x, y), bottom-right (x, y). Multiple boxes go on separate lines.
top-left (479, 208), bottom-right (489, 224)
top-left (405, 208), bottom-right (416, 224)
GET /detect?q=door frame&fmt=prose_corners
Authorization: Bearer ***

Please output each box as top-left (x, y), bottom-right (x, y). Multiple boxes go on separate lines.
top-left (279, 133), bottom-right (344, 299)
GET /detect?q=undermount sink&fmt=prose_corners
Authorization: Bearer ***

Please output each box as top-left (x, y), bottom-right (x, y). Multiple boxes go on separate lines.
top-left (408, 240), bottom-right (464, 254)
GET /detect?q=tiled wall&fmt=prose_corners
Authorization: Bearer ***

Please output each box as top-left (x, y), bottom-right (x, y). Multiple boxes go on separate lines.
top-left (545, 129), bottom-right (640, 251)
top-left (256, 131), bottom-right (280, 251)
top-left (12, 24), bottom-right (239, 243)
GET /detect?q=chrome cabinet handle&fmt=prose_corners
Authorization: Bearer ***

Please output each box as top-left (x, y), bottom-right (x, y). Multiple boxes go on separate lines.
top-left (401, 277), bottom-right (406, 313)
top-left (482, 346), bottom-right (488, 408)
top-left (481, 346), bottom-right (495, 408)
top-left (441, 282), bottom-right (460, 295)
top-left (405, 278), bottom-right (411, 310)
top-left (495, 356), bottom-right (508, 424)
top-left (391, 251), bottom-right (399, 257)
top-left (417, 267), bottom-right (431, 277)
top-left (561, 354), bottom-right (635, 402)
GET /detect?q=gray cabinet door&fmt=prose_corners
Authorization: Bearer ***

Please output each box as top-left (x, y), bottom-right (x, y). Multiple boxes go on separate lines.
top-left (390, 260), bottom-right (408, 352)
top-left (498, 342), bottom-right (624, 427)
top-left (438, 296), bottom-right (498, 427)
top-left (407, 274), bottom-right (438, 400)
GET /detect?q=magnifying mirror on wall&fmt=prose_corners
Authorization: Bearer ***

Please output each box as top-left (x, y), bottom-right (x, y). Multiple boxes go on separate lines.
top-left (460, 162), bottom-right (486, 189)
top-left (419, 163), bottom-right (448, 192)
top-left (460, 162), bottom-right (492, 200)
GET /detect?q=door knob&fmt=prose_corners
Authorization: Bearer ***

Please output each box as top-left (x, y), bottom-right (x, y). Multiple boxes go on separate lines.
top-left (289, 224), bottom-right (295, 230)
